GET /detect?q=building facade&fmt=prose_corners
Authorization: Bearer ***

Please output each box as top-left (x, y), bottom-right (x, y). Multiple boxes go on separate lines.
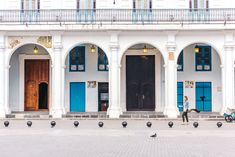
top-left (0, 0), bottom-right (235, 118)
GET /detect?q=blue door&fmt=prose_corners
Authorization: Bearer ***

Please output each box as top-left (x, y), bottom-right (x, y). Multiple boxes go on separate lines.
top-left (177, 82), bottom-right (183, 112)
top-left (196, 82), bottom-right (212, 112)
top-left (70, 82), bottom-right (86, 112)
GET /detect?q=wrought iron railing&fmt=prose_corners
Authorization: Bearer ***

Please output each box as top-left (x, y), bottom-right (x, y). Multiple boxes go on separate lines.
top-left (0, 9), bottom-right (234, 25)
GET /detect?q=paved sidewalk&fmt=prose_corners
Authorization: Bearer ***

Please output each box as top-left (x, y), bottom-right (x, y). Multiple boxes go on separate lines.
top-left (0, 120), bottom-right (234, 157)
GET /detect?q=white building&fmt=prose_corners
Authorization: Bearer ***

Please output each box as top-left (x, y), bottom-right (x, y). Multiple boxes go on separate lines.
top-left (0, 0), bottom-right (235, 118)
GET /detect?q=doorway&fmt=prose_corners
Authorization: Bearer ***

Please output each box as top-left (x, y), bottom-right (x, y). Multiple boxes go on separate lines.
top-left (126, 55), bottom-right (155, 111)
top-left (70, 82), bottom-right (86, 112)
top-left (24, 60), bottom-right (49, 111)
top-left (196, 82), bottom-right (212, 112)
top-left (98, 82), bottom-right (109, 111)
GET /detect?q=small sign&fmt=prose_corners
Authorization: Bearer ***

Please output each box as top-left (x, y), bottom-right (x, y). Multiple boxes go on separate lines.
top-left (185, 81), bottom-right (194, 88)
top-left (87, 81), bottom-right (96, 88)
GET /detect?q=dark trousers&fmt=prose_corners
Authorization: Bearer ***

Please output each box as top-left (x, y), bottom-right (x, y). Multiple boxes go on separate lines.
top-left (182, 110), bottom-right (188, 122)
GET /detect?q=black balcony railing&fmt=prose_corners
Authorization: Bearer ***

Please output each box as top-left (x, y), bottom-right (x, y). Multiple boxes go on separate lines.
top-left (0, 9), bottom-right (234, 25)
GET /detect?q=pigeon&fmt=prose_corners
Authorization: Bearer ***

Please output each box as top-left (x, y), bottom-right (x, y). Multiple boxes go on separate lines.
top-left (150, 133), bottom-right (157, 138)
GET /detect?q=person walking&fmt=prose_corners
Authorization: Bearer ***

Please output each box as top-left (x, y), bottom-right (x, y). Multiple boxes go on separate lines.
top-left (182, 96), bottom-right (189, 125)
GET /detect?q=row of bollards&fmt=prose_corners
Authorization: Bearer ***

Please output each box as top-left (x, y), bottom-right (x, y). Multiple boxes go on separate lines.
top-left (167, 121), bottom-right (223, 128)
top-left (3, 120), bottom-right (223, 128)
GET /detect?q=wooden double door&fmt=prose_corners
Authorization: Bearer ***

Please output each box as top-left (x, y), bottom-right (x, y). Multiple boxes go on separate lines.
top-left (25, 60), bottom-right (49, 111)
top-left (126, 55), bottom-right (155, 111)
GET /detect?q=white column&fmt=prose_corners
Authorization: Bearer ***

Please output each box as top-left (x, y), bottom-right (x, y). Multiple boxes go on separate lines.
top-left (50, 34), bottom-right (66, 118)
top-left (107, 32), bottom-right (122, 118)
top-left (221, 43), bottom-right (235, 113)
top-left (0, 34), bottom-right (6, 117)
top-left (163, 43), bottom-right (179, 118)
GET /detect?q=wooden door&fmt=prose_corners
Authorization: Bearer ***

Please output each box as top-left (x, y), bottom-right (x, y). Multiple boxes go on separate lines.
top-left (25, 60), bottom-right (49, 111)
top-left (126, 55), bottom-right (155, 111)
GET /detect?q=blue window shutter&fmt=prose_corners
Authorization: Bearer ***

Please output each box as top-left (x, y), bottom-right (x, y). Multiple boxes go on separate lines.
top-left (177, 51), bottom-right (184, 71)
top-left (69, 46), bottom-right (85, 72)
top-left (98, 48), bottom-right (108, 71)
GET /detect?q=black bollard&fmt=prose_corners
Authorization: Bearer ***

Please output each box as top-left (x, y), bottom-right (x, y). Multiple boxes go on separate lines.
top-left (51, 121), bottom-right (56, 128)
top-left (168, 121), bottom-right (173, 128)
top-left (122, 121), bottom-right (127, 128)
top-left (193, 122), bottom-right (199, 128)
top-left (27, 121), bottom-right (32, 127)
top-left (217, 122), bottom-right (222, 128)
top-left (146, 121), bottom-right (152, 128)
top-left (74, 121), bottom-right (79, 127)
top-left (98, 121), bottom-right (104, 127)
top-left (4, 121), bottom-right (9, 127)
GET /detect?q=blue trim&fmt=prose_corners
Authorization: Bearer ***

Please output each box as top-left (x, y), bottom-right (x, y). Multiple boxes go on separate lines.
top-left (177, 50), bottom-right (184, 71)
top-left (97, 47), bottom-right (109, 71)
top-left (195, 82), bottom-right (212, 112)
top-left (69, 46), bottom-right (85, 72)
top-left (195, 46), bottom-right (212, 71)
top-left (177, 82), bottom-right (184, 112)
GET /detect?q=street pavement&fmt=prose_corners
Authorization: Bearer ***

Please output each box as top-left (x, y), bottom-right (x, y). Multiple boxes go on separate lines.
top-left (0, 120), bottom-right (234, 157)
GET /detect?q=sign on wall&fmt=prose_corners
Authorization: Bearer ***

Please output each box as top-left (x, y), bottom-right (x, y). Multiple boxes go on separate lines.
top-left (185, 81), bottom-right (194, 88)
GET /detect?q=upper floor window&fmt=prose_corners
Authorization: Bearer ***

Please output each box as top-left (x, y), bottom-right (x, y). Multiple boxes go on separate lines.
top-left (77, 0), bottom-right (96, 10)
top-left (69, 46), bottom-right (85, 72)
top-left (189, 0), bottom-right (209, 10)
top-left (195, 46), bottom-right (211, 71)
top-left (177, 51), bottom-right (184, 71)
top-left (21, 0), bottom-right (40, 12)
top-left (98, 48), bottom-right (108, 71)
top-left (133, 0), bottom-right (152, 11)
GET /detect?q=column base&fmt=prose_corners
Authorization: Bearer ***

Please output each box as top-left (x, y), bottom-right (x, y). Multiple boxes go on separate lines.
top-left (0, 110), bottom-right (6, 118)
top-left (163, 107), bottom-right (179, 118)
top-left (107, 107), bottom-right (122, 118)
top-left (50, 108), bottom-right (66, 118)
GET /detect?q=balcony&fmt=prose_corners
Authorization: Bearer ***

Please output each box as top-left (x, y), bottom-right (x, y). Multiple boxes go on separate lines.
top-left (0, 9), bottom-right (234, 25)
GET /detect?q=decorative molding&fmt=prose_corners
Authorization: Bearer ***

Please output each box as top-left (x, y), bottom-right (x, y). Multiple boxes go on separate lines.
top-left (168, 52), bottom-right (174, 60)
top-left (8, 37), bottom-right (22, 49)
top-left (37, 36), bottom-right (52, 48)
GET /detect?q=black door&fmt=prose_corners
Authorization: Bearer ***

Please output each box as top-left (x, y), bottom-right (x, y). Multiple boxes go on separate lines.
top-left (98, 82), bottom-right (109, 111)
top-left (126, 55), bottom-right (155, 111)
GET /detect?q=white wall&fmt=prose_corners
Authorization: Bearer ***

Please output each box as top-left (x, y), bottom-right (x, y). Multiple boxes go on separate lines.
top-left (177, 45), bottom-right (222, 112)
top-left (9, 44), bottom-right (49, 111)
top-left (64, 45), bottom-right (108, 112)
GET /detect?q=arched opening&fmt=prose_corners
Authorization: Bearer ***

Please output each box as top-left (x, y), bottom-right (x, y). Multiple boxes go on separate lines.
top-left (64, 44), bottom-right (109, 112)
top-left (9, 44), bottom-right (51, 112)
top-left (39, 82), bottom-right (48, 110)
top-left (120, 43), bottom-right (165, 112)
top-left (176, 43), bottom-right (222, 113)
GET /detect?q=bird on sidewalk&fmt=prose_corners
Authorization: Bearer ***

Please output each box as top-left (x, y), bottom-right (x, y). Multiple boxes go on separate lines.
top-left (150, 133), bottom-right (157, 138)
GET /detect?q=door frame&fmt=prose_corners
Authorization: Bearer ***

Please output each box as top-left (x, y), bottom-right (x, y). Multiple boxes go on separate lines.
top-left (19, 54), bottom-right (51, 111)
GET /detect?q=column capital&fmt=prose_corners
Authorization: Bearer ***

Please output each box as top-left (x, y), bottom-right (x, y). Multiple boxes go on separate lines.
top-left (53, 44), bottom-right (63, 51)
top-left (166, 42), bottom-right (176, 52)
top-left (224, 43), bottom-right (234, 51)
top-left (109, 43), bottom-right (119, 50)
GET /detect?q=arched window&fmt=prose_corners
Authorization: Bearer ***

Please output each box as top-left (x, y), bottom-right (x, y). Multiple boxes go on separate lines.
top-left (98, 48), bottom-right (108, 71)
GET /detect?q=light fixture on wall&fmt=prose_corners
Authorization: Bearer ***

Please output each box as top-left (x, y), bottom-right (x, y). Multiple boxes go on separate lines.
top-left (90, 45), bottom-right (96, 53)
top-left (113, 0), bottom-right (116, 4)
top-left (194, 45), bottom-right (199, 53)
top-left (143, 45), bottom-right (148, 53)
top-left (33, 45), bottom-right (39, 54)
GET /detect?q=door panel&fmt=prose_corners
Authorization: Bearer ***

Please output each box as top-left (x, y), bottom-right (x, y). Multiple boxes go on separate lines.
top-left (126, 55), bottom-right (155, 111)
top-left (25, 60), bottom-right (49, 111)
top-left (70, 82), bottom-right (86, 112)
top-left (177, 82), bottom-right (183, 112)
top-left (196, 82), bottom-right (211, 112)
top-left (25, 80), bottom-right (37, 111)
